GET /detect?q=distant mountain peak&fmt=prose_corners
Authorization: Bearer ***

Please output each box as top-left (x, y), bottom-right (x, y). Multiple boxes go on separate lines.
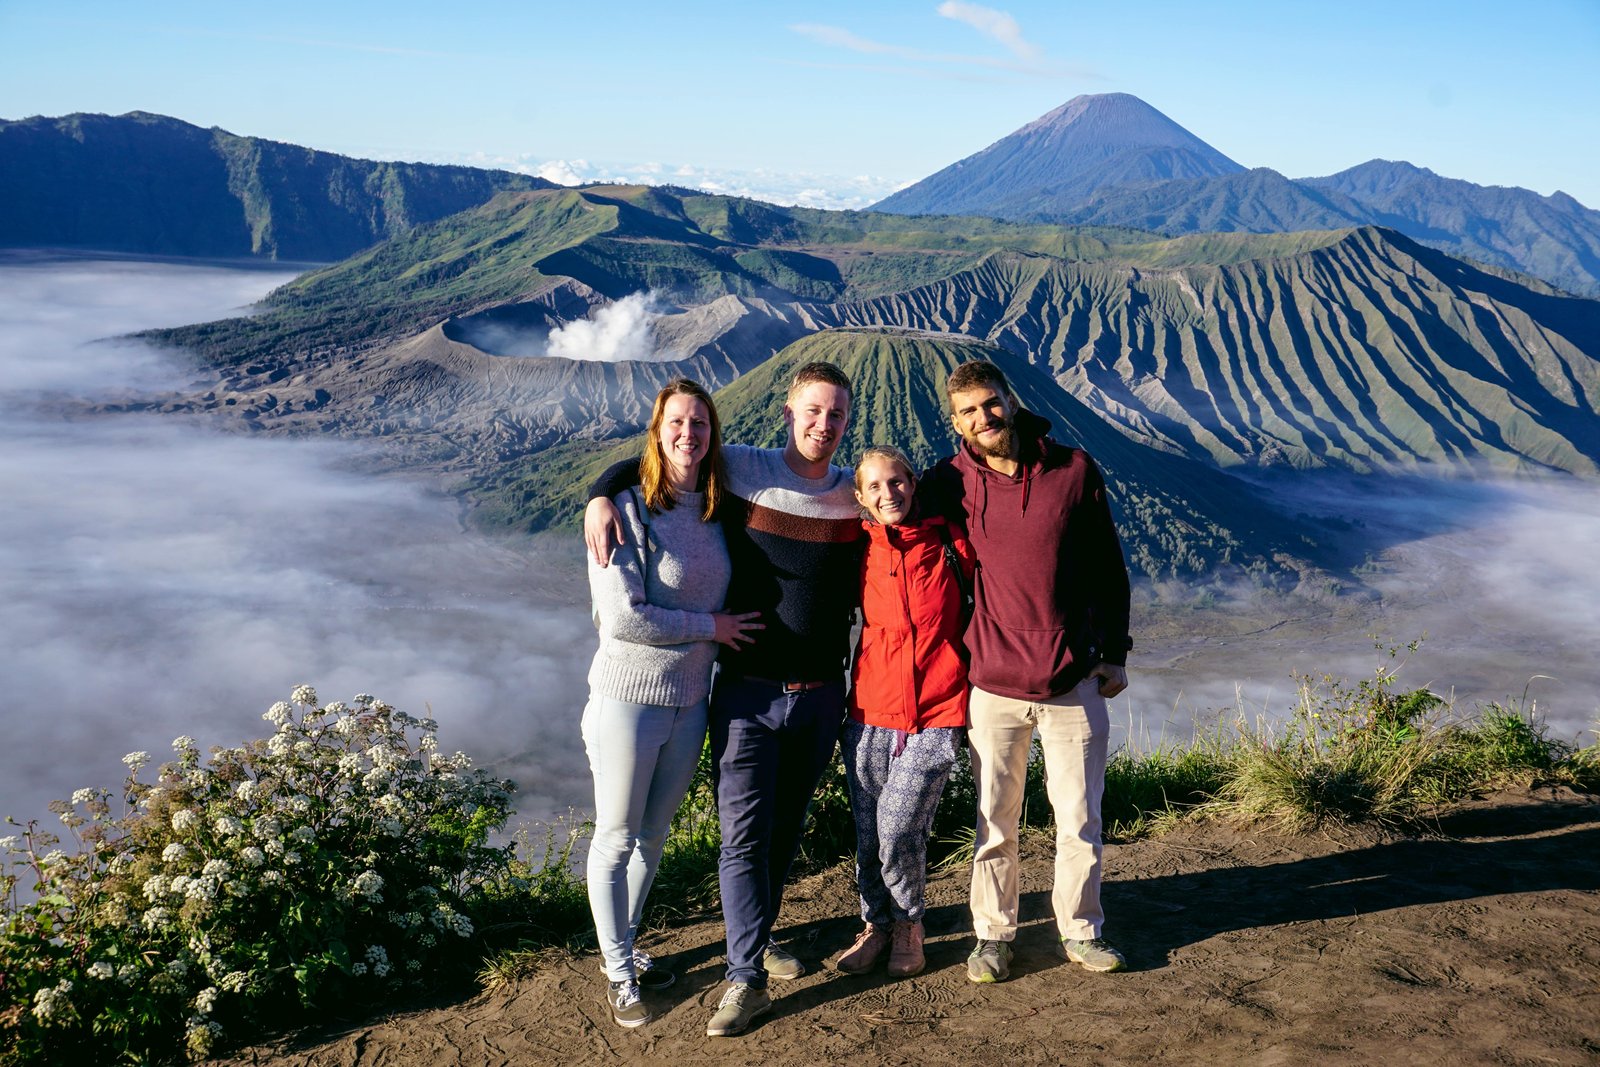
top-left (1325, 159), bottom-right (1438, 181)
top-left (872, 93), bottom-right (1242, 218)
top-left (1014, 92), bottom-right (1219, 148)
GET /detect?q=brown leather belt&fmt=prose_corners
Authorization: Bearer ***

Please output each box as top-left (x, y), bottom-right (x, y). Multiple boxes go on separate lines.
top-left (737, 675), bottom-right (830, 693)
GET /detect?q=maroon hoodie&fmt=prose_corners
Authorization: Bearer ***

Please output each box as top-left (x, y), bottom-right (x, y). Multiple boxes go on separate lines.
top-left (922, 409), bottom-right (1131, 701)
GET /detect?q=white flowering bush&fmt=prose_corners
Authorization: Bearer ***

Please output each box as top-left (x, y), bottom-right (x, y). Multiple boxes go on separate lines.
top-left (0, 689), bottom-right (515, 1065)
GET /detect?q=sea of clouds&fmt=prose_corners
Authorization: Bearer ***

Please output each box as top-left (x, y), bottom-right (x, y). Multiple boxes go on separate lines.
top-left (432, 151), bottom-right (909, 211)
top-left (1117, 470), bottom-right (1600, 749)
top-left (0, 254), bottom-right (595, 833)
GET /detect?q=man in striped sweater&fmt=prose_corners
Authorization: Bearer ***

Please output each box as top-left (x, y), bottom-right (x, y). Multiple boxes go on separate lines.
top-left (585, 362), bottom-right (862, 1037)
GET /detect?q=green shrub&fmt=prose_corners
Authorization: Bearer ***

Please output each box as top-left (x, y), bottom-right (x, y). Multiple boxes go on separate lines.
top-left (1200, 642), bottom-right (1598, 830)
top-left (0, 689), bottom-right (515, 1065)
top-left (1566, 730), bottom-right (1600, 792)
top-left (641, 743), bottom-right (722, 918)
top-left (1458, 703), bottom-right (1561, 772)
top-left (1208, 659), bottom-right (1449, 831)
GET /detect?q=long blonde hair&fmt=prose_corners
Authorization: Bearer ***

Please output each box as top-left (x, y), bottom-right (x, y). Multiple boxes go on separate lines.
top-left (639, 378), bottom-right (724, 521)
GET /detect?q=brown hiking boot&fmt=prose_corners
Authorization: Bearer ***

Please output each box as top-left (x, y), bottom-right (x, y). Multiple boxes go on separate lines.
top-left (887, 920), bottom-right (925, 977)
top-left (835, 923), bottom-right (889, 974)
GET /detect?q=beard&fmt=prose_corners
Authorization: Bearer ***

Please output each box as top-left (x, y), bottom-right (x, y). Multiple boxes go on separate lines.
top-left (963, 418), bottom-right (1016, 460)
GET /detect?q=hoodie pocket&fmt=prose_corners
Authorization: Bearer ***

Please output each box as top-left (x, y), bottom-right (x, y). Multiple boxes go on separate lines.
top-left (965, 615), bottom-right (1075, 699)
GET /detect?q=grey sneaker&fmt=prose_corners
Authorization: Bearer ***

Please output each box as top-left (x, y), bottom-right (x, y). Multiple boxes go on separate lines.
top-left (705, 981), bottom-right (772, 1037)
top-left (606, 979), bottom-right (651, 1028)
top-left (631, 945), bottom-right (675, 990)
top-left (762, 939), bottom-right (805, 981)
top-left (1058, 937), bottom-right (1127, 973)
top-left (966, 939), bottom-right (1012, 983)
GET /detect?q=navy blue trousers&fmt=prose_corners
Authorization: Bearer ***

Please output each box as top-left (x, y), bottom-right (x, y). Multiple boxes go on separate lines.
top-left (709, 672), bottom-right (846, 987)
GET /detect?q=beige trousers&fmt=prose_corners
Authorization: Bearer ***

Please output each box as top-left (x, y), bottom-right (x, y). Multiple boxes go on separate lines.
top-left (968, 679), bottom-right (1109, 941)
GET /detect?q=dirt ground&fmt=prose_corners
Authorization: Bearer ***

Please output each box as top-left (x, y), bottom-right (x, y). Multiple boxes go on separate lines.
top-left (223, 786), bottom-right (1600, 1067)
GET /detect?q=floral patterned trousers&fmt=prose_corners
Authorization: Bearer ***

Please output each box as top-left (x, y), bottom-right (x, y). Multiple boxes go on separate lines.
top-left (842, 720), bottom-right (961, 925)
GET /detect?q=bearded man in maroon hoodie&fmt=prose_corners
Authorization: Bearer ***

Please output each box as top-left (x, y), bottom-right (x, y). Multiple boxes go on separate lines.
top-left (921, 360), bottom-right (1132, 984)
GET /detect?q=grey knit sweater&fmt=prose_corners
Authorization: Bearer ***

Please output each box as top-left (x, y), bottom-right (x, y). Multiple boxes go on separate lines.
top-left (586, 487), bottom-right (732, 707)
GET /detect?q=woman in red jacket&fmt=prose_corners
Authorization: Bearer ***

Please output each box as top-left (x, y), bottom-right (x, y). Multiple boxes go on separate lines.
top-left (835, 445), bottom-right (975, 978)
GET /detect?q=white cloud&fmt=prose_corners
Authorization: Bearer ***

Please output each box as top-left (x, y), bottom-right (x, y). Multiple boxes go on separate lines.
top-left (533, 158), bottom-right (590, 186)
top-left (0, 257), bottom-right (595, 832)
top-left (546, 292), bottom-right (665, 362)
top-left (408, 148), bottom-right (909, 210)
top-left (789, 22), bottom-right (925, 59)
top-left (936, 1), bottom-right (1041, 62)
top-left (787, 10), bottom-right (1082, 78)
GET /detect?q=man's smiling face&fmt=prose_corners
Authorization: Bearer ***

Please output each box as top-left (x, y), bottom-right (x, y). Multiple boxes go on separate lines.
top-left (949, 383), bottom-right (1018, 460)
top-left (784, 380), bottom-right (851, 466)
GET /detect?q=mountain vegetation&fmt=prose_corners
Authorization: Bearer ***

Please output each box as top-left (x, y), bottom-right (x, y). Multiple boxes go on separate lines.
top-left (1303, 160), bottom-right (1600, 300)
top-left (1020, 167), bottom-right (1370, 234)
top-left (812, 230), bottom-right (1600, 475)
top-left (871, 94), bottom-right (1600, 298)
top-left (7, 671), bottom-right (1594, 1065)
top-left (139, 183), bottom-right (1600, 490)
top-left (140, 183), bottom-right (1350, 367)
top-left (0, 111), bottom-right (551, 261)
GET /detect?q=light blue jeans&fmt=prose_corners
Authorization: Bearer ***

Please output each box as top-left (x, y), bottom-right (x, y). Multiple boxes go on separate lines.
top-left (581, 694), bottom-right (708, 982)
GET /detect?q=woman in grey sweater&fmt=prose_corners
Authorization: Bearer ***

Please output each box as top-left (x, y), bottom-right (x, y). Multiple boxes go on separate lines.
top-left (584, 378), bottom-right (761, 1028)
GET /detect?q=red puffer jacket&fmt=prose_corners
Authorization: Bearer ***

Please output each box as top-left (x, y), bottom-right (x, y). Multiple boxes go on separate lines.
top-left (848, 514), bottom-right (975, 733)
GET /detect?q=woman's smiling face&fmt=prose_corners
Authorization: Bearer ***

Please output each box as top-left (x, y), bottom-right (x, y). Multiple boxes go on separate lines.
top-left (855, 454), bottom-right (915, 526)
top-left (658, 392), bottom-right (710, 476)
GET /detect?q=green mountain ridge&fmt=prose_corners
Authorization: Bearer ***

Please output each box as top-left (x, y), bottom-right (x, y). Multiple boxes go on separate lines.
top-left (1022, 167), bottom-right (1372, 235)
top-left (1302, 160), bottom-right (1600, 300)
top-left (811, 229), bottom-right (1600, 474)
top-left (147, 185), bottom-right (1354, 367)
top-left (0, 111), bottom-right (552, 260)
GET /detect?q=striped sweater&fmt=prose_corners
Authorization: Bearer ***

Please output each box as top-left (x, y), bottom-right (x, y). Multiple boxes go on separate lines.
top-left (591, 444), bottom-right (863, 682)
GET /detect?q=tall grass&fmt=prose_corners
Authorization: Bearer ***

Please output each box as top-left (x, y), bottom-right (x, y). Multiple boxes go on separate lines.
top-left (1105, 744), bottom-right (1231, 837)
top-left (1200, 646), bottom-right (1597, 830)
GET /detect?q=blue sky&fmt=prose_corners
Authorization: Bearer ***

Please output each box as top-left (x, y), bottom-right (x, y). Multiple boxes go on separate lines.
top-left (3, 0), bottom-right (1597, 209)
